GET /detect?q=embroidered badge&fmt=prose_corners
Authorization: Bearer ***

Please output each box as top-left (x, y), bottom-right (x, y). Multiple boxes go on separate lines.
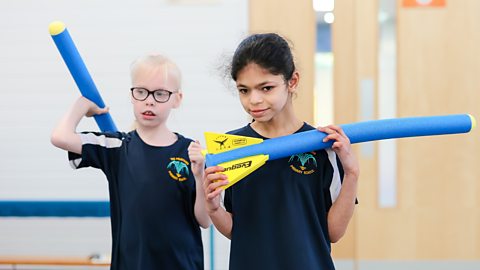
top-left (167, 157), bottom-right (190, 181)
top-left (288, 152), bottom-right (317, 175)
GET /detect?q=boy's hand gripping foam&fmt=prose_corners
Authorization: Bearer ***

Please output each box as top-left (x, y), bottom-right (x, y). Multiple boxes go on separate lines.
top-left (204, 114), bottom-right (476, 189)
top-left (49, 21), bottom-right (117, 132)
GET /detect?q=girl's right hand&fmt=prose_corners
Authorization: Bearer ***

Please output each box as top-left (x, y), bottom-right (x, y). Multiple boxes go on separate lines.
top-left (204, 166), bottom-right (229, 213)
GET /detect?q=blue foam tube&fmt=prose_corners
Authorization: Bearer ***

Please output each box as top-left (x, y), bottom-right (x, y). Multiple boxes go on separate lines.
top-left (49, 21), bottom-right (117, 132)
top-left (206, 114), bottom-right (475, 167)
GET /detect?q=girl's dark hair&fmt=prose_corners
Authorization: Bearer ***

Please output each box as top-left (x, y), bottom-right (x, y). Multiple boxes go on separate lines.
top-left (230, 33), bottom-right (296, 82)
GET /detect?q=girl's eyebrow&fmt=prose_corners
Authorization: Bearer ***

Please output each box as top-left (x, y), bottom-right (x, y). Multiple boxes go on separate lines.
top-left (237, 81), bottom-right (277, 88)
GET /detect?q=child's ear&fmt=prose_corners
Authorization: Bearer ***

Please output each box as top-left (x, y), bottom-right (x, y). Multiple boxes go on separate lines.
top-left (287, 71), bottom-right (300, 93)
top-left (172, 91), bottom-right (183, 108)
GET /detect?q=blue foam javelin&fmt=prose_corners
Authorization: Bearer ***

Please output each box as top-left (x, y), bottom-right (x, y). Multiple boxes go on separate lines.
top-left (49, 21), bottom-right (117, 132)
top-left (206, 114), bottom-right (475, 167)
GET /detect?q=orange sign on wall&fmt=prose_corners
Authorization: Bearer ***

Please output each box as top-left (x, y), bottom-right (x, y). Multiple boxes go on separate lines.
top-left (402, 0), bottom-right (446, 7)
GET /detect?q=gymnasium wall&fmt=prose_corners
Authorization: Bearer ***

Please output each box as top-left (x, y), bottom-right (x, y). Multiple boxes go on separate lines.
top-left (0, 0), bottom-right (248, 269)
top-left (333, 0), bottom-right (480, 264)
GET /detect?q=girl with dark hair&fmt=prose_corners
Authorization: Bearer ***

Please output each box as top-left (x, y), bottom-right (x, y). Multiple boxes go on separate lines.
top-left (191, 33), bottom-right (359, 270)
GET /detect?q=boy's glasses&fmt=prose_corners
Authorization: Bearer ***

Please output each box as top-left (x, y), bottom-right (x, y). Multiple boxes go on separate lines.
top-left (130, 87), bottom-right (178, 103)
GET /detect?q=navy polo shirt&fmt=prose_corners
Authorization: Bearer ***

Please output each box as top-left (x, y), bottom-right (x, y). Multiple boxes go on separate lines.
top-left (224, 123), bottom-right (344, 270)
top-left (69, 131), bottom-right (203, 270)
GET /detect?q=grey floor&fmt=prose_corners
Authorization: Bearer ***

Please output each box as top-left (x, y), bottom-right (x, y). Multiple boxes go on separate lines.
top-left (2, 261), bottom-right (480, 270)
top-left (335, 260), bottom-right (480, 270)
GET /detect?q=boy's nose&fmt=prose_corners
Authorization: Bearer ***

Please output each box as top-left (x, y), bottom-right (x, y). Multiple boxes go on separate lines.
top-left (145, 93), bottom-right (156, 104)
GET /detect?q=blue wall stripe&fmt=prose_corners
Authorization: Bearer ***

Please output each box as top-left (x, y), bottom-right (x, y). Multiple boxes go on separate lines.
top-left (0, 201), bottom-right (110, 217)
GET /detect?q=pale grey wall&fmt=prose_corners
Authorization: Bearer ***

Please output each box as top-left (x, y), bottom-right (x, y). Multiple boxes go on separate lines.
top-left (0, 1), bottom-right (248, 269)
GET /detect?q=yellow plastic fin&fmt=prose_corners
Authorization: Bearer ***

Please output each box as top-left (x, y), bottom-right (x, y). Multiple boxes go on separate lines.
top-left (204, 132), bottom-right (263, 154)
top-left (218, 154), bottom-right (269, 189)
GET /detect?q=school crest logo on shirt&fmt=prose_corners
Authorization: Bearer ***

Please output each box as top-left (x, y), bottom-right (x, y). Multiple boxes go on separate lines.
top-left (167, 157), bottom-right (190, 181)
top-left (289, 152), bottom-right (317, 175)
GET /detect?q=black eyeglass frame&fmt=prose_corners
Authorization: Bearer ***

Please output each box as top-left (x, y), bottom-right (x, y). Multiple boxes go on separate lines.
top-left (130, 87), bottom-right (178, 103)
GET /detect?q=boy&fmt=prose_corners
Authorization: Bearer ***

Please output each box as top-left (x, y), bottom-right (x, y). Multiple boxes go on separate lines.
top-left (51, 54), bottom-right (210, 270)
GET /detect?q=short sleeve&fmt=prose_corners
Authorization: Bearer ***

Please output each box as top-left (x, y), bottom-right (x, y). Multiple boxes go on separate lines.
top-left (322, 149), bottom-right (358, 210)
top-left (68, 131), bottom-right (124, 172)
top-left (323, 149), bottom-right (345, 210)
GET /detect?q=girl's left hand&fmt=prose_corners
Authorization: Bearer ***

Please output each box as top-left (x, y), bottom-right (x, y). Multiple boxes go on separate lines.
top-left (318, 125), bottom-right (359, 177)
top-left (188, 141), bottom-right (205, 178)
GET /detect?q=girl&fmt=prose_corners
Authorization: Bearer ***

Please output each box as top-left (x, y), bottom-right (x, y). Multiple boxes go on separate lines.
top-left (194, 33), bottom-right (359, 270)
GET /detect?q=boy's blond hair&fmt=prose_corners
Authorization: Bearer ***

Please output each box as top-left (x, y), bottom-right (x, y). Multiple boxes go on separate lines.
top-left (130, 54), bottom-right (182, 90)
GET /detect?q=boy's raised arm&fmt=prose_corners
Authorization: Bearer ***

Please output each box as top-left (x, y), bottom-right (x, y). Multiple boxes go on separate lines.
top-left (51, 96), bottom-right (109, 155)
